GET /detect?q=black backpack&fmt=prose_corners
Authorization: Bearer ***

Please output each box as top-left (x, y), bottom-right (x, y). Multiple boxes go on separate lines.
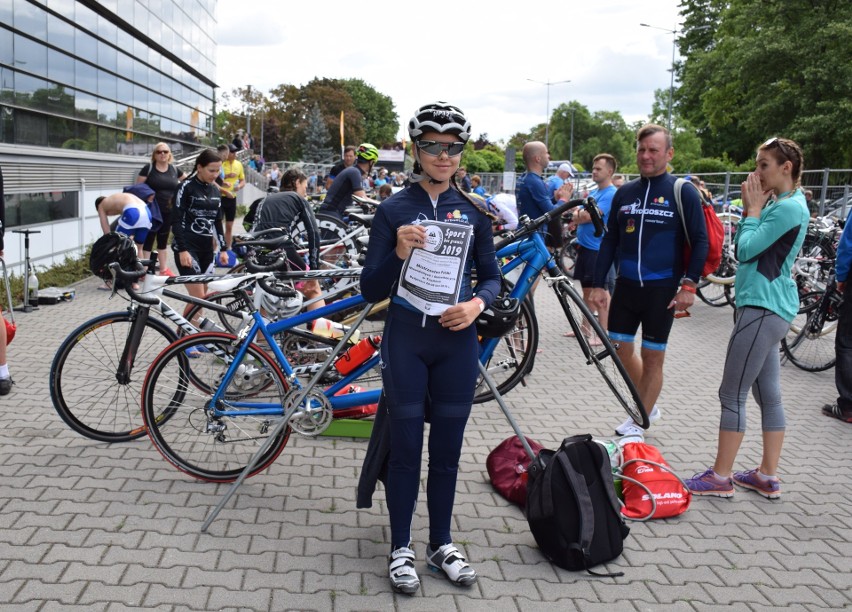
top-left (526, 434), bottom-right (629, 576)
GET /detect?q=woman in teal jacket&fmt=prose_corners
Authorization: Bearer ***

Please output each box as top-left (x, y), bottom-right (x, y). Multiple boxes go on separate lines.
top-left (687, 137), bottom-right (809, 500)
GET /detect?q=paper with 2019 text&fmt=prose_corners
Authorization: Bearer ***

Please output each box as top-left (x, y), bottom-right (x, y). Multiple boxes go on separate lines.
top-left (397, 221), bottom-right (473, 316)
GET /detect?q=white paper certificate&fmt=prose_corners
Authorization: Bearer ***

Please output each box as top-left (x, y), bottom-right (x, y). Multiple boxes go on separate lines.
top-left (396, 221), bottom-right (474, 316)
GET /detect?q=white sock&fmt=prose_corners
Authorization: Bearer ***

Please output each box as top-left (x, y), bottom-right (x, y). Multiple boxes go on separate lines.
top-left (0, 364), bottom-right (9, 379)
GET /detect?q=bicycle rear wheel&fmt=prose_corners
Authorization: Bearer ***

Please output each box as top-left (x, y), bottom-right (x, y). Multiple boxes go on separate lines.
top-left (49, 311), bottom-right (178, 442)
top-left (473, 298), bottom-right (538, 403)
top-left (781, 292), bottom-right (838, 372)
top-left (555, 280), bottom-right (648, 428)
top-left (142, 333), bottom-right (292, 482)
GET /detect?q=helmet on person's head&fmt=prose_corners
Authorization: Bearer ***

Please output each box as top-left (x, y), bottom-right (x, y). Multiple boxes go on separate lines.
top-left (259, 281), bottom-right (304, 319)
top-left (408, 102), bottom-right (471, 143)
top-left (475, 295), bottom-right (521, 338)
top-left (356, 143), bottom-right (379, 164)
top-left (89, 232), bottom-right (138, 287)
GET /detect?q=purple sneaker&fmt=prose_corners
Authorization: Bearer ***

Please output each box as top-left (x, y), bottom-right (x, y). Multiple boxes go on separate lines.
top-left (685, 468), bottom-right (734, 498)
top-left (732, 469), bottom-right (781, 499)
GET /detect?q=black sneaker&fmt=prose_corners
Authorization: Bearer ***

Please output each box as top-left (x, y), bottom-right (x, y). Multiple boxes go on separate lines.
top-left (0, 377), bottom-right (13, 395)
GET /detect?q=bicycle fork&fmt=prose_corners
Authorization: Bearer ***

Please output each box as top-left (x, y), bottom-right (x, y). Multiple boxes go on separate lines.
top-left (116, 305), bottom-right (150, 385)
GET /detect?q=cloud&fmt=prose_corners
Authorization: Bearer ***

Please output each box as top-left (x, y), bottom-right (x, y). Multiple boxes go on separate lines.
top-left (214, 0), bottom-right (684, 142)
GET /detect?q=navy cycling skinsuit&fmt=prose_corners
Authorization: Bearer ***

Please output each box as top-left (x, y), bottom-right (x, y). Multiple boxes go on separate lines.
top-left (361, 184), bottom-right (501, 549)
top-left (318, 165), bottom-right (363, 221)
top-left (171, 176), bottom-right (225, 275)
top-left (592, 173), bottom-right (708, 349)
top-left (251, 191), bottom-right (320, 272)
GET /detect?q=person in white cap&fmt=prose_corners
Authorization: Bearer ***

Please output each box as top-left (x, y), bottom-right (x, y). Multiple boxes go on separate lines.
top-left (546, 162), bottom-right (574, 202)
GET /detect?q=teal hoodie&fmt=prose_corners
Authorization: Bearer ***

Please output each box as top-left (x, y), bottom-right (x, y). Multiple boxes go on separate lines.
top-left (733, 189), bottom-right (809, 322)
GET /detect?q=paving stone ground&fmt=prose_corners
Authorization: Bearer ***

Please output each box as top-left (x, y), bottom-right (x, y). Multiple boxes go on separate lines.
top-left (1, 274), bottom-right (849, 611)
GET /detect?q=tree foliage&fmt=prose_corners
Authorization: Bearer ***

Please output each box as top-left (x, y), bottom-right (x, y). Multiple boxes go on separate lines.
top-left (677, 0), bottom-right (852, 168)
top-left (218, 78), bottom-right (398, 161)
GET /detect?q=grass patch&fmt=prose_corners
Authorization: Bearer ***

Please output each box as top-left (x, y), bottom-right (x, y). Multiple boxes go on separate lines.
top-left (1, 246), bottom-right (93, 304)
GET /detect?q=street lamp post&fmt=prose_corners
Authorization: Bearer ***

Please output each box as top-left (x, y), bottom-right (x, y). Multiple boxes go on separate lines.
top-left (527, 78), bottom-right (570, 150)
top-left (640, 22), bottom-right (678, 131)
top-left (640, 23), bottom-right (712, 132)
top-left (569, 108), bottom-right (575, 164)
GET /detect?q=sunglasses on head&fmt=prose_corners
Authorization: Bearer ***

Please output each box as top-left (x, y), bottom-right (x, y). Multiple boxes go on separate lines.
top-left (762, 137), bottom-right (794, 160)
top-left (415, 140), bottom-right (465, 157)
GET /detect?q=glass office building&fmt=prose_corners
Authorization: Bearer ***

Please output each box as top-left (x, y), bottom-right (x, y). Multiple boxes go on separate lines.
top-left (0, 0), bottom-right (218, 272)
top-left (1, 0), bottom-right (217, 157)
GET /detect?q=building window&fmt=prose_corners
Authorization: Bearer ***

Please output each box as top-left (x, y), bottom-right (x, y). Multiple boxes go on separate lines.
top-left (4, 189), bottom-right (79, 228)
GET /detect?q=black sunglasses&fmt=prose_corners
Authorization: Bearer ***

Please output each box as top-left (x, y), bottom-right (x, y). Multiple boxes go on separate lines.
top-left (415, 140), bottom-right (465, 157)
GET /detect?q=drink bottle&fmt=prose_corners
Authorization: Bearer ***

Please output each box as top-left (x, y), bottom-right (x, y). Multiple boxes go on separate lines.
top-left (334, 335), bottom-right (381, 375)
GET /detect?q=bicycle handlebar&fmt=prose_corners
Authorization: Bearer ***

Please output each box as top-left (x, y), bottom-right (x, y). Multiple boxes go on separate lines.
top-left (257, 276), bottom-right (298, 299)
top-left (494, 197), bottom-right (601, 251)
top-left (244, 254), bottom-right (288, 273)
top-left (108, 262), bottom-right (160, 305)
top-left (234, 229), bottom-right (294, 250)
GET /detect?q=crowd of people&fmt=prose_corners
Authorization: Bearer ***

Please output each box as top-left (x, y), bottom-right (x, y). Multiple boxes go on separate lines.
top-left (79, 103), bottom-right (851, 596)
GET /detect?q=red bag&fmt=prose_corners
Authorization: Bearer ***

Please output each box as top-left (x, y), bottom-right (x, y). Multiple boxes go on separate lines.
top-left (0, 309), bottom-right (13, 345)
top-left (675, 179), bottom-right (724, 278)
top-left (618, 442), bottom-right (691, 520)
top-left (486, 436), bottom-right (545, 507)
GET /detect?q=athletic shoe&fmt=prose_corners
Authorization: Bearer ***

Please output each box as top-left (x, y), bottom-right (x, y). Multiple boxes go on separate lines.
top-left (615, 405), bottom-right (661, 436)
top-left (0, 377), bottom-right (13, 396)
top-left (615, 424), bottom-right (645, 442)
top-left (685, 468), bottom-right (734, 498)
top-left (732, 468), bottom-right (781, 499)
top-left (161, 267), bottom-right (177, 277)
top-left (426, 543), bottom-right (477, 586)
top-left (388, 546), bottom-right (419, 594)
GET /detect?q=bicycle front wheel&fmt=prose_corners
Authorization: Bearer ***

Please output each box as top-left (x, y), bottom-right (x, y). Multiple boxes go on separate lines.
top-left (555, 280), bottom-right (647, 428)
top-left (473, 298), bottom-right (539, 403)
top-left (49, 311), bottom-right (178, 442)
top-left (142, 333), bottom-right (292, 482)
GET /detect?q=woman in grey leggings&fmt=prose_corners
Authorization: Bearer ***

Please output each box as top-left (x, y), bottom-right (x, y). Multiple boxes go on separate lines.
top-left (687, 137), bottom-right (810, 500)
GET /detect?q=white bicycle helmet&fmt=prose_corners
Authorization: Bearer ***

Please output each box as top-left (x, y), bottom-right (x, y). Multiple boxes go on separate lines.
top-left (259, 283), bottom-right (303, 319)
top-left (407, 102), bottom-right (471, 143)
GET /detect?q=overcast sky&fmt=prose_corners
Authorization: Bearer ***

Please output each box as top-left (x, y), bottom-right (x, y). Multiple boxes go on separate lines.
top-left (214, 1), bottom-right (684, 143)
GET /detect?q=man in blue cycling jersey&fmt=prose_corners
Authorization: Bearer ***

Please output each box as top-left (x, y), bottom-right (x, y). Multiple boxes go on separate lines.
top-left (319, 144), bottom-right (377, 221)
top-left (516, 141), bottom-right (573, 248)
top-left (589, 124), bottom-right (708, 439)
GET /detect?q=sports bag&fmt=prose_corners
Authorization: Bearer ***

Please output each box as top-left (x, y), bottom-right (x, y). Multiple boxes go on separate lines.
top-left (675, 178), bottom-right (724, 278)
top-left (617, 441), bottom-right (691, 520)
top-left (486, 435), bottom-right (545, 507)
top-left (526, 434), bottom-right (629, 575)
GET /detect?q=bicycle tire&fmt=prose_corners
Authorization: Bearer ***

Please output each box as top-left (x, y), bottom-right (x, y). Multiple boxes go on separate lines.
top-left (781, 292), bottom-right (838, 372)
top-left (49, 311), bottom-right (178, 442)
top-left (696, 279), bottom-right (729, 307)
top-left (181, 289), bottom-right (251, 336)
top-left (296, 212), bottom-right (360, 271)
top-left (558, 240), bottom-right (577, 278)
top-left (554, 279), bottom-right (648, 428)
top-left (142, 333), bottom-right (292, 482)
top-left (473, 298), bottom-right (539, 403)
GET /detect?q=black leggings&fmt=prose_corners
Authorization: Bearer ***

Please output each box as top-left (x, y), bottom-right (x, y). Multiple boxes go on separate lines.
top-left (143, 205), bottom-right (173, 252)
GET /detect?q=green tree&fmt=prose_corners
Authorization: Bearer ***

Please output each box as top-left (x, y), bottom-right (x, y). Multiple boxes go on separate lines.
top-left (677, 0), bottom-right (852, 168)
top-left (302, 104), bottom-right (333, 163)
top-left (341, 79), bottom-right (398, 146)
